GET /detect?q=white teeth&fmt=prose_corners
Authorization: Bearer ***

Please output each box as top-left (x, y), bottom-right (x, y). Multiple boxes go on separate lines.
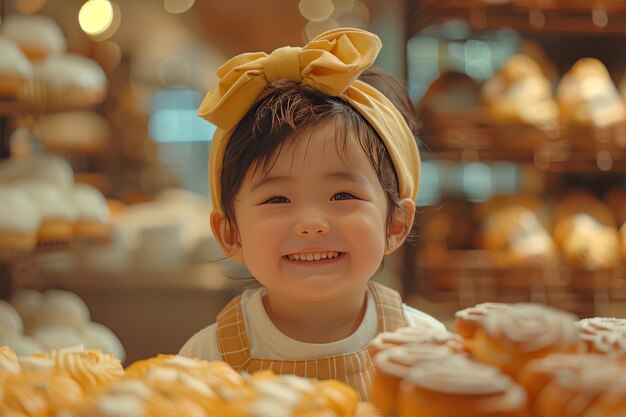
top-left (286, 251), bottom-right (340, 261)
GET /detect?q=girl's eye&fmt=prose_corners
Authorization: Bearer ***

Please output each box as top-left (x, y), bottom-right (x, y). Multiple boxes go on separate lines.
top-left (331, 192), bottom-right (356, 201)
top-left (263, 196), bottom-right (290, 204)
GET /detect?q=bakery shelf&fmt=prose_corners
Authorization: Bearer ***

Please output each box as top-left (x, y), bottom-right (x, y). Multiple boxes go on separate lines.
top-left (419, 111), bottom-right (626, 171)
top-left (404, 248), bottom-right (626, 318)
top-left (409, 0), bottom-right (626, 35)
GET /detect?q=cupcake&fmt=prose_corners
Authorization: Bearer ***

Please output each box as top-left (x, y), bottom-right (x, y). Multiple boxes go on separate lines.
top-left (66, 183), bottom-right (111, 242)
top-left (0, 186), bottom-right (41, 253)
top-left (15, 180), bottom-right (77, 244)
top-left (0, 14), bottom-right (66, 59)
top-left (28, 52), bottom-right (108, 108)
top-left (0, 36), bottom-right (32, 96)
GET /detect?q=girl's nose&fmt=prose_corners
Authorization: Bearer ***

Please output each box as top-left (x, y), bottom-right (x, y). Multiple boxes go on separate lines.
top-left (295, 217), bottom-right (329, 236)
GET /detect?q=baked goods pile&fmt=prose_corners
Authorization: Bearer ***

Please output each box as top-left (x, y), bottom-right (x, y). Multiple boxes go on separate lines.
top-left (0, 288), bottom-right (125, 361)
top-left (0, 349), bottom-right (377, 417)
top-left (0, 13), bottom-right (107, 107)
top-left (482, 54), bottom-right (625, 130)
top-left (0, 154), bottom-right (111, 254)
top-left (368, 302), bottom-right (626, 416)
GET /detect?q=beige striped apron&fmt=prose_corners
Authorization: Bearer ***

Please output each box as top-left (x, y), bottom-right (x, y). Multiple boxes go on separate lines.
top-left (216, 282), bottom-right (407, 400)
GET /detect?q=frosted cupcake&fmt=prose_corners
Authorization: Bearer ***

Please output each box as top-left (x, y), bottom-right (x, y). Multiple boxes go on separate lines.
top-left (0, 14), bottom-right (66, 59)
top-left (0, 186), bottom-right (41, 253)
top-left (0, 36), bottom-right (32, 96)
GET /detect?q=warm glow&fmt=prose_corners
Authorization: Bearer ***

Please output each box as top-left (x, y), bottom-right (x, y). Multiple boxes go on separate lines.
top-left (304, 18), bottom-right (340, 41)
top-left (15, 0), bottom-right (47, 14)
top-left (79, 0), bottom-right (114, 35)
top-left (93, 41), bottom-right (122, 71)
top-left (89, 1), bottom-right (121, 41)
top-left (164, 0), bottom-right (195, 14)
top-left (299, 0), bottom-right (334, 22)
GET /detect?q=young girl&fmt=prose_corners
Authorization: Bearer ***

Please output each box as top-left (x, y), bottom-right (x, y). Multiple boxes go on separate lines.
top-left (180, 27), bottom-right (444, 399)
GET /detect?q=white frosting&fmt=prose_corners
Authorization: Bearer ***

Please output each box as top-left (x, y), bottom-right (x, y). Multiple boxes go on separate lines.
top-left (163, 355), bottom-right (202, 368)
top-left (17, 154), bottom-right (75, 192)
top-left (407, 361), bottom-right (512, 395)
top-left (145, 367), bottom-right (179, 383)
top-left (17, 355), bottom-right (55, 372)
top-left (0, 299), bottom-right (24, 335)
top-left (179, 373), bottom-right (215, 396)
top-left (251, 379), bottom-right (302, 408)
top-left (0, 36), bottom-right (33, 78)
top-left (31, 325), bottom-right (84, 351)
top-left (82, 321), bottom-right (125, 362)
top-left (0, 14), bottom-right (66, 55)
top-left (97, 394), bottom-right (145, 417)
top-left (0, 357), bottom-right (20, 373)
top-left (15, 180), bottom-right (77, 222)
top-left (33, 111), bottom-right (110, 150)
top-left (34, 52), bottom-right (107, 90)
top-left (0, 186), bottom-right (41, 232)
top-left (34, 289), bottom-right (91, 330)
top-left (251, 397), bottom-right (292, 417)
top-left (108, 380), bottom-right (153, 399)
top-left (67, 183), bottom-right (109, 223)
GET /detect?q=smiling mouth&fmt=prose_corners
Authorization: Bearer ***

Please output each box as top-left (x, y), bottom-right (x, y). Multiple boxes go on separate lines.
top-left (284, 251), bottom-right (343, 261)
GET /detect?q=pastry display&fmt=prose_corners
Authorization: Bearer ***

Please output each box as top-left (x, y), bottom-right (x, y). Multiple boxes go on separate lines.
top-left (66, 183), bottom-right (112, 242)
top-left (576, 317), bottom-right (626, 356)
top-left (556, 58), bottom-right (626, 128)
top-left (30, 52), bottom-right (108, 108)
top-left (481, 54), bottom-right (559, 128)
top-left (0, 14), bottom-right (66, 59)
top-left (472, 303), bottom-right (578, 377)
top-left (396, 359), bottom-right (529, 417)
top-left (0, 36), bottom-right (32, 97)
top-left (480, 205), bottom-right (556, 265)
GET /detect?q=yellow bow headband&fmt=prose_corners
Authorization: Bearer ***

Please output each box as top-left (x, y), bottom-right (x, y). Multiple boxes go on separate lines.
top-left (198, 27), bottom-right (420, 210)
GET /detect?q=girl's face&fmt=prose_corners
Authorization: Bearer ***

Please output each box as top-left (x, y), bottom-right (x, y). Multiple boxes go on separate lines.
top-left (230, 121), bottom-right (394, 302)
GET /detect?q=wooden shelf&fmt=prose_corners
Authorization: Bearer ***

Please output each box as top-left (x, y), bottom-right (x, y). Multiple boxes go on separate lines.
top-left (409, 0), bottom-right (626, 35)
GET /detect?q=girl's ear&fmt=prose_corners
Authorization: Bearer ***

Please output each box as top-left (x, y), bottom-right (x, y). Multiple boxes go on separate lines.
top-left (211, 210), bottom-right (245, 264)
top-left (385, 198), bottom-right (416, 255)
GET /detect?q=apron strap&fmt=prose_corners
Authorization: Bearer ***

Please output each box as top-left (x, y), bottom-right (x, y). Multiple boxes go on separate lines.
top-left (216, 295), bottom-right (251, 370)
top-left (368, 281), bottom-right (407, 332)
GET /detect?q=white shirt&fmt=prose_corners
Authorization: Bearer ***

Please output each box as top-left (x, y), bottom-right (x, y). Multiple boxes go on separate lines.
top-left (179, 287), bottom-right (444, 361)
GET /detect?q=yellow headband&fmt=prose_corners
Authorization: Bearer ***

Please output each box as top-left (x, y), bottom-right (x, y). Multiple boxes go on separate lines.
top-left (198, 27), bottom-right (420, 210)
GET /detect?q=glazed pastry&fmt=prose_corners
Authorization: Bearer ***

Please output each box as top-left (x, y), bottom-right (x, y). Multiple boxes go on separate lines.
top-left (397, 360), bottom-right (529, 417)
top-left (370, 344), bottom-right (466, 416)
top-left (368, 327), bottom-right (465, 358)
top-left (0, 14), bottom-right (66, 59)
top-left (576, 317), bottom-right (626, 356)
top-left (554, 214), bottom-right (621, 270)
top-left (534, 362), bottom-right (625, 417)
top-left (583, 374), bottom-right (626, 417)
top-left (125, 354), bottom-right (245, 389)
top-left (481, 54), bottom-right (558, 128)
top-left (2, 369), bottom-right (84, 416)
top-left (0, 36), bottom-right (32, 96)
top-left (472, 303), bottom-right (578, 377)
top-left (42, 346), bottom-right (125, 392)
top-left (481, 205), bottom-right (555, 265)
top-left (517, 353), bottom-right (613, 411)
top-left (454, 302), bottom-right (511, 339)
top-left (557, 58), bottom-right (626, 128)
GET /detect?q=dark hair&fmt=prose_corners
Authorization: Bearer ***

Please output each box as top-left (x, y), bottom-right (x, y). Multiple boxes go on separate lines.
top-left (358, 66), bottom-right (421, 138)
top-left (220, 79), bottom-right (401, 234)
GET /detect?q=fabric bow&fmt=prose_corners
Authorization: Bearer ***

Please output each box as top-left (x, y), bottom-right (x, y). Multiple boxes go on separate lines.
top-left (198, 27), bottom-right (421, 209)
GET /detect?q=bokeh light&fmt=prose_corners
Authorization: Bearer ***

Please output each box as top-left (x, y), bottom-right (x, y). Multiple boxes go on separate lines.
top-left (164, 0), bottom-right (195, 14)
top-left (79, 0), bottom-right (114, 36)
top-left (299, 0), bottom-right (334, 22)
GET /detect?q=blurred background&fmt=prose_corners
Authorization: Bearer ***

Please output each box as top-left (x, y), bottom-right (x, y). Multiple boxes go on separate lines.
top-left (0, 0), bottom-right (625, 365)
